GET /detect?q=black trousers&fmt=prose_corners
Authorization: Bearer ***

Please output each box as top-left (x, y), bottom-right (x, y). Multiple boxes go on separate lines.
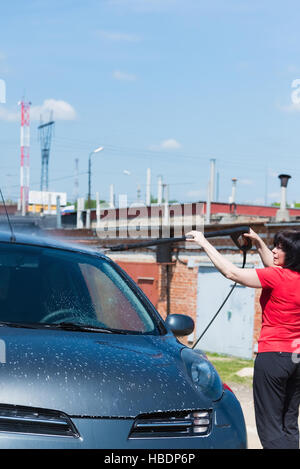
top-left (253, 352), bottom-right (300, 449)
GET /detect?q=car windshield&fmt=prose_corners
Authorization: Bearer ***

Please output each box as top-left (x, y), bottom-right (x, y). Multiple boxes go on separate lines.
top-left (0, 243), bottom-right (159, 334)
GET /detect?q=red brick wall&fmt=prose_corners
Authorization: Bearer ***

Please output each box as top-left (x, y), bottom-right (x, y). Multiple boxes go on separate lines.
top-left (157, 262), bottom-right (198, 345)
top-left (157, 262), bottom-right (198, 321)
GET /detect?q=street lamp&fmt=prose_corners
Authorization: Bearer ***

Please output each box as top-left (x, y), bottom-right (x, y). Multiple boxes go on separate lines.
top-left (88, 146), bottom-right (104, 209)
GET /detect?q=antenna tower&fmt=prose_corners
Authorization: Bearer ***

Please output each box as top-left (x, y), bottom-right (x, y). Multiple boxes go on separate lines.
top-left (19, 100), bottom-right (31, 215)
top-left (38, 114), bottom-right (55, 192)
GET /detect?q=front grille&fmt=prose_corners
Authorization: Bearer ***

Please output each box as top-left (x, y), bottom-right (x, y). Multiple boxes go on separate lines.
top-left (0, 404), bottom-right (79, 438)
top-left (129, 410), bottom-right (211, 439)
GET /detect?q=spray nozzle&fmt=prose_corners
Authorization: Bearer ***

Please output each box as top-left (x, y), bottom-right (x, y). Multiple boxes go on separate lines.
top-left (203, 225), bottom-right (252, 252)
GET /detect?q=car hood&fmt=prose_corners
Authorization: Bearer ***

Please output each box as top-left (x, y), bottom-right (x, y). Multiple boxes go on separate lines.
top-left (0, 327), bottom-right (212, 417)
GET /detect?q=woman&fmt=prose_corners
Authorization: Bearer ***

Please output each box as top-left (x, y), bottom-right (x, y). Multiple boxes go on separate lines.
top-left (187, 228), bottom-right (300, 449)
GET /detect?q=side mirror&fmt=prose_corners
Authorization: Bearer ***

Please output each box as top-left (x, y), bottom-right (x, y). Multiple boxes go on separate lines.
top-left (165, 314), bottom-right (194, 337)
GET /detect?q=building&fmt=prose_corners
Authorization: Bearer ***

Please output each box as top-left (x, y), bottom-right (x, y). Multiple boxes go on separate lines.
top-left (28, 191), bottom-right (67, 214)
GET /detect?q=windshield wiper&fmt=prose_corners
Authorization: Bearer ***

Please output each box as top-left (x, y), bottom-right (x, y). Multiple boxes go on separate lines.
top-left (0, 321), bottom-right (130, 334)
top-left (0, 321), bottom-right (45, 330)
top-left (40, 322), bottom-right (130, 334)
top-left (42, 322), bottom-right (113, 333)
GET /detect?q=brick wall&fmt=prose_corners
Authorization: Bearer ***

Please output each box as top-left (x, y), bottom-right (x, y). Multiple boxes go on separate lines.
top-left (157, 262), bottom-right (198, 321)
top-left (157, 261), bottom-right (198, 346)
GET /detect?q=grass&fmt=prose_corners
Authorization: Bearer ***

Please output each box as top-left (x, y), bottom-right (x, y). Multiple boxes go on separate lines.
top-left (205, 352), bottom-right (254, 387)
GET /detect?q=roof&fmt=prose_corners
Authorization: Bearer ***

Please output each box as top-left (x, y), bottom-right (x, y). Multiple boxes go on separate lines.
top-left (0, 230), bottom-right (105, 258)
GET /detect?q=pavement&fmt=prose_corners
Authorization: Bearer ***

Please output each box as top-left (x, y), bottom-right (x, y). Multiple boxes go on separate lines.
top-left (229, 383), bottom-right (262, 449)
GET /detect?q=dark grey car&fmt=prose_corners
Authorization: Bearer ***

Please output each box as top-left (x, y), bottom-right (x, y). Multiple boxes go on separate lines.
top-left (0, 231), bottom-right (247, 448)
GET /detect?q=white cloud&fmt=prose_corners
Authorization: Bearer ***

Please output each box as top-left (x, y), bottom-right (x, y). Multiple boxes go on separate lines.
top-left (31, 99), bottom-right (77, 121)
top-left (0, 99), bottom-right (77, 122)
top-left (149, 138), bottom-right (182, 151)
top-left (97, 30), bottom-right (141, 42)
top-left (161, 139), bottom-right (182, 149)
top-left (112, 70), bottom-right (137, 81)
top-left (0, 79), bottom-right (6, 104)
top-left (280, 79), bottom-right (300, 112)
top-left (280, 102), bottom-right (300, 112)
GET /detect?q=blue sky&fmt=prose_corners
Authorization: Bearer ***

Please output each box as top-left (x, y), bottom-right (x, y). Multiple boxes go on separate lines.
top-left (1, 0), bottom-right (300, 206)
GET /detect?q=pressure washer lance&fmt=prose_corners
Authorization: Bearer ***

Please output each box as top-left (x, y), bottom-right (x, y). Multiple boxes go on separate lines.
top-left (107, 225), bottom-right (252, 346)
top-left (108, 225), bottom-right (252, 253)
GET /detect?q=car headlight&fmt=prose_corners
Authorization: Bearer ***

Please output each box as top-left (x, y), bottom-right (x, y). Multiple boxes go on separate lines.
top-left (181, 348), bottom-right (223, 401)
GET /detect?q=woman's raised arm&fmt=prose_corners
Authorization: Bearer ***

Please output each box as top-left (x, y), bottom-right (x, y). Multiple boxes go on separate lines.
top-left (243, 228), bottom-right (273, 267)
top-left (186, 230), bottom-right (262, 288)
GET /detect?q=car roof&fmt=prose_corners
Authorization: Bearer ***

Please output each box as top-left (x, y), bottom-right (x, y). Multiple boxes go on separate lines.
top-left (0, 229), bottom-right (106, 258)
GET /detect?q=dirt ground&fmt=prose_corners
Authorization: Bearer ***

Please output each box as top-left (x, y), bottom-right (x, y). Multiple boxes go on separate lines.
top-left (228, 383), bottom-right (262, 449)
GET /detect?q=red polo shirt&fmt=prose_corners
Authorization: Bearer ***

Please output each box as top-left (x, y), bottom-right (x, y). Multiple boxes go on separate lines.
top-left (256, 266), bottom-right (300, 353)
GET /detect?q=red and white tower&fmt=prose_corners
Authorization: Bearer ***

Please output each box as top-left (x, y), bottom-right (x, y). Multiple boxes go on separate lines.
top-left (19, 100), bottom-right (31, 215)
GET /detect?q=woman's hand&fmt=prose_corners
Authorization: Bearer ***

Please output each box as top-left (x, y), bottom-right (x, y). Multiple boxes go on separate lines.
top-left (186, 230), bottom-right (207, 248)
top-left (243, 228), bottom-right (273, 267)
top-left (243, 228), bottom-right (261, 247)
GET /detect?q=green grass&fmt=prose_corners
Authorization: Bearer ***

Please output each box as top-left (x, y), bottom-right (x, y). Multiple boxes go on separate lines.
top-left (205, 352), bottom-right (254, 387)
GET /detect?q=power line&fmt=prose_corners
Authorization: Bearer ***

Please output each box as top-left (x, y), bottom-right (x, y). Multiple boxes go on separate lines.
top-left (2, 133), bottom-right (300, 173)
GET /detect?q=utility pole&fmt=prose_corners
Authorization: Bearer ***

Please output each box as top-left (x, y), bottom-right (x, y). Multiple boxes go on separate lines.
top-left (163, 183), bottom-right (169, 226)
top-left (19, 99), bottom-right (31, 216)
top-left (229, 178), bottom-right (237, 204)
top-left (206, 181), bottom-right (211, 224)
top-left (38, 114), bottom-right (55, 193)
top-left (74, 158), bottom-right (79, 203)
top-left (109, 184), bottom-right (115, 208)
top-left (157, 175), bottom-right (163, 204)
top-left (216, 171), bottom-right (220, 202)
top-left (209, 158), bottom-right (216, 202)
top-left (146, 168), bottom-right (151, 206)
top-left (276, 174), bottom-right (291, 222)
top-left (88, 146), bottom-right (104, 209)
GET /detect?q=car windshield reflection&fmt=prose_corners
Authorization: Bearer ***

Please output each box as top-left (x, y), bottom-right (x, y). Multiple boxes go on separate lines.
top-left (0, 243), bottom-right (158, 335)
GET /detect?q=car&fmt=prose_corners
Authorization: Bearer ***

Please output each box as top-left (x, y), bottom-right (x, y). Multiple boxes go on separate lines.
top-left (0, 230), bottom-right (247, 449)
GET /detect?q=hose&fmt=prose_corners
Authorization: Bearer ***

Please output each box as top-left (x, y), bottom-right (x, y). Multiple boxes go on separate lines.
top-left (192, 249), bottom-right (247, 349)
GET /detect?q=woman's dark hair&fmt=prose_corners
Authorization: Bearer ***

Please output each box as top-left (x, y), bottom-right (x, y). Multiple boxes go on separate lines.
top-left (273, 230), bottom-right (300, 272)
